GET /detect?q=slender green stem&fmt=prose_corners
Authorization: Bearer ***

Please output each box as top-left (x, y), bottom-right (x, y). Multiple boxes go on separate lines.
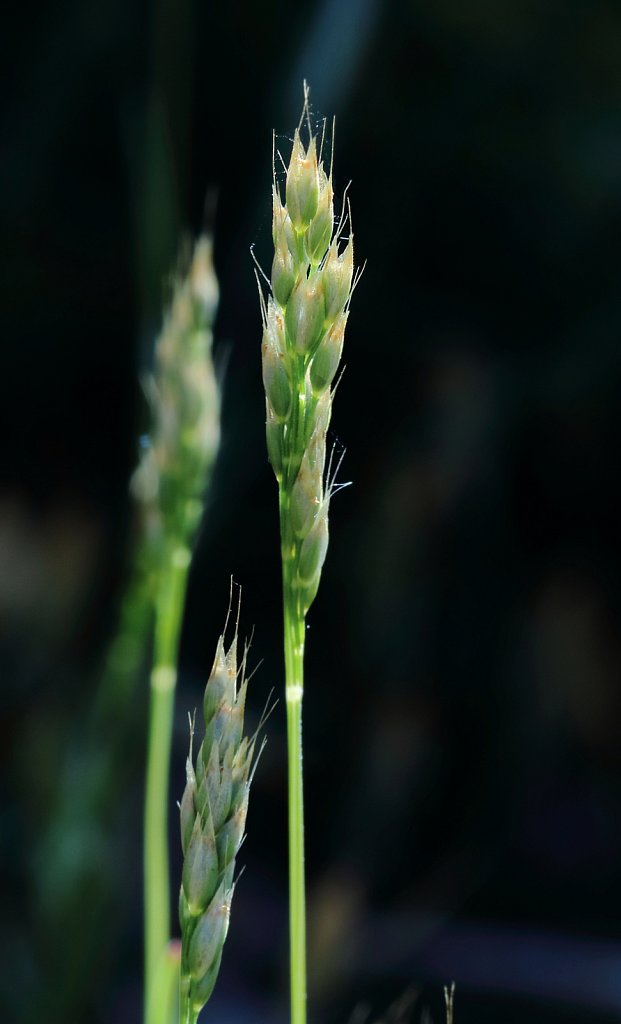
top-left (280, 488), bottom-right (307, 1024)
top-left (144, 543), bottom-right (191, 1024)
top-left (151, 941), bottom-right (182, 1024)
top-left (285, 639), bottom-right (306, 1024)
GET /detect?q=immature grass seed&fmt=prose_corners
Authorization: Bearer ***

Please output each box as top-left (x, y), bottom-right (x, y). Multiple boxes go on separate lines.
top-left (260, 111), bottom-right (355, 615)
top-left (179, 620), bottom-right (259, 1023)
top-left (132, 235), bottom-right (221, 550)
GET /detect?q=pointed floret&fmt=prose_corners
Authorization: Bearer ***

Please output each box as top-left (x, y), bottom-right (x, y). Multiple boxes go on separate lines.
top-left (286, 132), bottom-right (320, 232)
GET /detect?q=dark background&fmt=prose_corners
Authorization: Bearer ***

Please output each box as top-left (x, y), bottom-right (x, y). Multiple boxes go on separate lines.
top-left (3, 1), bottom-right (621, 1022)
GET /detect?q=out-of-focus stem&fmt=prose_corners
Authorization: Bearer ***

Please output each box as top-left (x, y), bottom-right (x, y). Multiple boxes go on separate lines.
top-left (144, 544), bottom-right (191, 1024)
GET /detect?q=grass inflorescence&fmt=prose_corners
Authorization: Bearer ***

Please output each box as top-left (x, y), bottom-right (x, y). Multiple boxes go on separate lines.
top-left (139, 235), bottom-right (221, 1024)
top-left (178, 606), bottom-right (260, 1024)
top-left (258, 83), bottom-right (358, 1024)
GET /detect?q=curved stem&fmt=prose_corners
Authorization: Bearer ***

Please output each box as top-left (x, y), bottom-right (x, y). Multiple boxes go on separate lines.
top-left (144, 544), bottom-right (191, 1024)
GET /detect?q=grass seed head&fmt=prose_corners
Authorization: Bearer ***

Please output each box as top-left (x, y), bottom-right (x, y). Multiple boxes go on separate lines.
top-left (179, 606), bottom-right (260, 1018)
top-left (132, 234), bottom-right (221, 552)
top-left (260, 86), bottom-right (357, 615)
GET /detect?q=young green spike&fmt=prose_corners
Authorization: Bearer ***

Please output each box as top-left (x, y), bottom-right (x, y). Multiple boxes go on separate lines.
top-left (179, 610), bottom-right (259, 1024)
top-left (262, 107), bottom-right (354, 615)
top-left (132, 234), bottom-right (221, 549)
top-left (258, 86), bottom-right (358, 1024)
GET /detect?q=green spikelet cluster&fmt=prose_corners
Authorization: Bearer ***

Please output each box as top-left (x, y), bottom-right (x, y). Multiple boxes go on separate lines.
top-left (178, 623), bottom-right (257, 1024)
top-left (133, 234), bottom-right (220, 552)
top-left (261, 98), bottom-right (355, 617)
top-left (258, 86), bottom-right (357, 1024)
